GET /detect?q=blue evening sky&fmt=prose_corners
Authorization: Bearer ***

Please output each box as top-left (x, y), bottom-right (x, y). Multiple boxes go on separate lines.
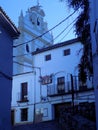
top-left (0, 0), bottom-right (77, 43)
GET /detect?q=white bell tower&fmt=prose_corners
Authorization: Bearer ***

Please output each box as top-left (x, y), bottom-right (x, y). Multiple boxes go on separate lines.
top-left (13, 3), bottom-right (53, 75)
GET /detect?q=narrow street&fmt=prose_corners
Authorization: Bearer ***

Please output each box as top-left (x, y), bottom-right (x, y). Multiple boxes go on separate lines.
top-left (12, 120), bottom-right (62, 130)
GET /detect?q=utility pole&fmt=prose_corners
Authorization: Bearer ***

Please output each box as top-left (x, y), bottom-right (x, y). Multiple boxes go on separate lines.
top-left (70, 74), bottom-right (74, 114)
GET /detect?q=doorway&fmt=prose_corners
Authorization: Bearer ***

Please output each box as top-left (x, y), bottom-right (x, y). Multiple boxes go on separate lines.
top-left (54, 102), bottom-right (71, 120)
top-left (11, 110), bottom-right (15, 125)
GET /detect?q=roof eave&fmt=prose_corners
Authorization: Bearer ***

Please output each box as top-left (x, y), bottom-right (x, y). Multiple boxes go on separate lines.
top-left (0, 7), bottom-right (20, 39)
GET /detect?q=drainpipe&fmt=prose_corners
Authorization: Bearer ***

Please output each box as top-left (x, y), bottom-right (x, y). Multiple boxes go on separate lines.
top-left (33, 67), bottom-right (42, 123)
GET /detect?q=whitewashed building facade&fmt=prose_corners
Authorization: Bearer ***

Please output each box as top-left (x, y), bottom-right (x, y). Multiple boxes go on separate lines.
top-left (11, 3), bottom-right (95, 125)
top-left (12, 38), bottom-right (95, 124)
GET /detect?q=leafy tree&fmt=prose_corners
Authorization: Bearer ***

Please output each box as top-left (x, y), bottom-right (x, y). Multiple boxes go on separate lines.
top-left (60, 0), bottom-right (93, 83)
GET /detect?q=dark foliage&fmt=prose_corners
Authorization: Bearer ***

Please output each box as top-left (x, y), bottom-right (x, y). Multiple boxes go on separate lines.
top-left (60, 0), bottom-right (93, 83)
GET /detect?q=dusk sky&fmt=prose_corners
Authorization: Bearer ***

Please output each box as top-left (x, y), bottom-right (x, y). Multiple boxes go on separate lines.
top-left (0, 0), bottom-right (77, 43)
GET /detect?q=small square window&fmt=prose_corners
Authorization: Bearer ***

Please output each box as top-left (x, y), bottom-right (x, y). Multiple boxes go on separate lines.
top-left (45, 54), bottom-right (51, 61)
top-left (63, 49), bottom-right (70, 56)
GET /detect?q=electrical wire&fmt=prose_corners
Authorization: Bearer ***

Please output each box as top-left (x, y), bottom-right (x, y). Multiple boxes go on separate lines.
top-left (13, 61), bottom-right (40, 69)
top-left (13, 10), bottom-right (77, 48)
top-left (53, 17), bottom-right (77, 42)
top-left (13, 23), bottom-right (74, 58)
top-left (13, 53), bottom-right (32, 58)
top-left (20, 14), bottom-right (77, 47)
top-left (13, 14), bottom-right (78, 58)
top-left (18, 24), bottom-right (44, 48)
top-left (24, 37), bottom-right (43, 48)
top-left (0, 71), bottom-right (12, 80)
top-left (13, 61), bottom-right (33, 68)
top-left (13, 22), bottom-right (74, 58)
top-left (23, 22), bottom-right (52, 43)
top-left (58, 24), bottom-right (75, 43)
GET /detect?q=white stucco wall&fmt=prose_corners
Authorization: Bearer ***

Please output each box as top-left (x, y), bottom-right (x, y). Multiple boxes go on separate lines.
top-left (33, 41), bottom-right (82, 76)
top-left (12, 72), bottom-right (36, 124)
top-left (12, 39), bottom-right (95, 124)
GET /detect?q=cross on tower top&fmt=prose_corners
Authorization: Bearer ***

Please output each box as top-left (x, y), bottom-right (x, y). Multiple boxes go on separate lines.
top-left (37, 0), bottom-right (39, 6)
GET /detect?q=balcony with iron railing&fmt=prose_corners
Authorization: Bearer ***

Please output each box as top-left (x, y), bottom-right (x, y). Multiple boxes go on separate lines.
top-left (47, 77), bottom-right (94, 97)
top-left (47, 82), bottom-right (70, 97)
top-left (17, 92), bottom-right (29, 103)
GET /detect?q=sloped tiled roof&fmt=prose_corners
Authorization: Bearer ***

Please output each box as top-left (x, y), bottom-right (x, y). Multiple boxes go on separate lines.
top-left (32, 38), bottom-right (80, 55)
top-left (0, 6), bottom-right (20, 39)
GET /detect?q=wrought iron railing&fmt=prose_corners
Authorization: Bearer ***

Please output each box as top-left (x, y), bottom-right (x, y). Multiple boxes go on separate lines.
top-left (47, 76), bottom-right (93, 96)
top-left (17, 92), bottom-right (29, 103)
